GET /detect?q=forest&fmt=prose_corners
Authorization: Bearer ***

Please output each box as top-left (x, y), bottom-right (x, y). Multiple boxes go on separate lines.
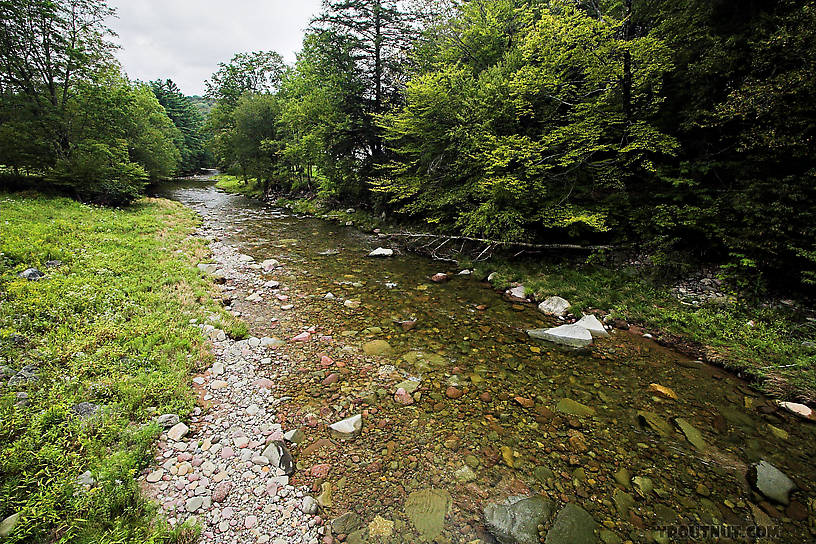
top-left (1, 0), bottom-right (814, 291)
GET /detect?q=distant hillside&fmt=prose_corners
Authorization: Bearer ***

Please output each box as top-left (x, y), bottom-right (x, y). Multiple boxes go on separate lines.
top-left (189, 95), bottom-right (216, 118)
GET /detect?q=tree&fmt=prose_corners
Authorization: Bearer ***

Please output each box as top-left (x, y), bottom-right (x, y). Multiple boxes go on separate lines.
top-left (205, 51), bottom-right (285, 108)
top-left (150, 79), bottom-right (209, 173)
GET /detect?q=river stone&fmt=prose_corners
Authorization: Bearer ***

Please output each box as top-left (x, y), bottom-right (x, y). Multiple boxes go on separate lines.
top-left (538, 296), bottom-right (570, 316)
top-left (777, 401), bottom-right (815, 421)
top-left (395, 378), bottom-right (421, 394)
top-left (484, 494), bottom-right (554, 544)
top-left (0, 513), bottom-right (20, 537)
top-left (329, 414), bottom-right (363, 439)
top-left (527, 325), bottom-right (593, 348)
top-left (637, 411), bottom-right (673, 436)
top-left (507, 286), bottom-right (527, 299)
top-left (673, 418), bottom-right (706, 451)
top-left (454, 465), bottom-right (477, 483)
top-left (613, 489), bottom-right (634, 515)
top-left (156, 414), bottom-right (179, 428)
top-left (368, 247), bottom-right (394, 257)
top-left (363, 340), bottom-right (393, 356)
top-left (545, 503), bottom-right (598, 544)
top-left (556, 398), bottom-right (596, 418)
top-left (19, 268), bottom-right (44, 281)
top-left (748, 460), bottom-right (796, 505)
top-left (261, 259), bottom-right (279, 270)
top-left (261, 440), bottom-right (294, 475)
top-left (332, 512), bottom-right (362, 534)
top-left (197, 263), bottom-right (218, 274)
top-left (167, 422), bottom-right (189, 441)
top-left (575, 314), bottom-right (609, 337)
top-left (69, 402), bottom-right (100, 420)
top-left (185, 496), bottom-right (203, 513)
top-left (405, 488), bottom-right (451, 542)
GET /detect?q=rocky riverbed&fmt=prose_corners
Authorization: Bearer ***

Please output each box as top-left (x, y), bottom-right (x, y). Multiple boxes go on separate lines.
top-left (143, 181), bottom-right (816, 544)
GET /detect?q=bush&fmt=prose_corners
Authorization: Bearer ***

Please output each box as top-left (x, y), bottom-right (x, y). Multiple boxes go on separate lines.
top-left (47, 140), bottom-right (148, 206)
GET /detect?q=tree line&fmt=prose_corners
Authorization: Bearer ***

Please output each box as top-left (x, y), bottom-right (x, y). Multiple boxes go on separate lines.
top-left (0, 0), bottom-right (209, 204)
top-left (207, 0), bottom-right (816, 291)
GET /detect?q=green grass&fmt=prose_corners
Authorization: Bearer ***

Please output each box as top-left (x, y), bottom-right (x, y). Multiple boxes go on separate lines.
top-left (0, 192), bottom-right (243, 543)
top-left (474, 259), bottom-right (816, 402)
top-left (213, 174), bottom-right (265, 198)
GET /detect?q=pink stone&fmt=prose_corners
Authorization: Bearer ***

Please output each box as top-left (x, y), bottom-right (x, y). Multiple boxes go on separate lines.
top-left (245, 515), bottom-right (258, 529)
top-left (188, 473), bottom-right (200, 482)
top-left (222, 507), bottom-right (234, 519)
top-left (191, 458), bottom-right (203, 467)
top-left (220, 446), bottom-right (235, 459)
top-left (311, 464), bottom-right (331, 478)
top-left (269, 430), bottom-right (284, 441)
top-left (394, 387), bottom-right (414, 405)
top-left (322, 373), bottom-right (340, 385)
top-left (291, 332), bottom-right (310, 342)
top-left (320, 355), bottom-right (333, 367)
top-left (254, 378), bottom-right (274, 389)
top-left (178, 452), bottom-right (193, 461)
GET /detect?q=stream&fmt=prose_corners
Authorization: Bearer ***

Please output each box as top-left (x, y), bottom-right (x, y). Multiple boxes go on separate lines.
top-left (158, 180), bottom-right (815, 544)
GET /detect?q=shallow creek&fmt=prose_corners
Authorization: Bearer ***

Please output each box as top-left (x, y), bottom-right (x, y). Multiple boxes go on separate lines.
top-left (159, 181), bottom-right (815, 543)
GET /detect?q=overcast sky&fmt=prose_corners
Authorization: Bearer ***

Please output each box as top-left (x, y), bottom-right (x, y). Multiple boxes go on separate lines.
top-left (106, 0), bottom-right (324, 96)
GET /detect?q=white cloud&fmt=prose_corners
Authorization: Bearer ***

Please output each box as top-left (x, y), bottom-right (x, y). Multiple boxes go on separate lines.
top-left (106, 0), bottom-right (324, 95)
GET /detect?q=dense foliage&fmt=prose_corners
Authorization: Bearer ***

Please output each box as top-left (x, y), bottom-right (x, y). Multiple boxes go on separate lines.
top-left (0, 0), bottom-right (202, 203)
top-left (206, 0), bottom-right (816, 291)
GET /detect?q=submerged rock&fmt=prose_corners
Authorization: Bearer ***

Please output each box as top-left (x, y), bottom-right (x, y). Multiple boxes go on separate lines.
top-left (748, 460), bottom-right (796, 505)
top-left (329, 414), bottom-right (363, 439)
top-left (637, 411), bottom-right (673, 437)
top-left (537, 296), bottom-right (570, 316)
top-left (363, 340), bottom-right (393, 356)
top-left (545, 503), bottom-right (598, 544)
top-left (405, 488), bottom-right (450, 542)
top-left (528, 324), bottom-right (593, 348)
top-left (673, 418), bottom-right (706, 451)
top-left (331, 512), bottom-right (362, 535)
top-left (484, 494), bottom-right (554, 544)
top-left (556, 398), bottom-right (596, 418)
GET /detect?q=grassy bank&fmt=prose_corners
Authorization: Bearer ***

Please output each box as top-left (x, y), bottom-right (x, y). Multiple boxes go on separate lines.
top-left (0, 192), bottom-right (243, 543)
top-left (213, 178), bottom-right (816, 403)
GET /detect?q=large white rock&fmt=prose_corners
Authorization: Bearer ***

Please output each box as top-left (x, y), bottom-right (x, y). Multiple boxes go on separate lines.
top-left (778, 401), bottom-right (815, 421)
top-left (527, 324), bottom-right (593, 348)
top-left (537, 296), bottom-right (570, 316)
top-left (262, 259), bottom-right (279, 270)
top-left (507, 286), bottom-right (527, 299)
top-left (575, 314), bottom-right (609, 337)
top-left (368, 247), bottom-right (394, 257)
top-left (329, 414), bottom-right (363, 438)
top-left (198, 263), bottom-right (218, 274)
top-left (167, 422), bottom-right (189, 442)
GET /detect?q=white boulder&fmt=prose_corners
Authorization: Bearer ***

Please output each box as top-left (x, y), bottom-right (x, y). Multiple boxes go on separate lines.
top-left (527, 324), bottom-right (593, 348)
top-left (575, 314), bottom-right (609, 337)
top-left (537, 296), bottom-right (570, 316)
top-left (368, 248), bottom-right (394, 257)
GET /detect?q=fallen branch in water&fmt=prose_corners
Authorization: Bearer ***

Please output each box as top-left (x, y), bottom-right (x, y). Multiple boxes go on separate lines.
top-left (383, 232), bottom-right (613, 251)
